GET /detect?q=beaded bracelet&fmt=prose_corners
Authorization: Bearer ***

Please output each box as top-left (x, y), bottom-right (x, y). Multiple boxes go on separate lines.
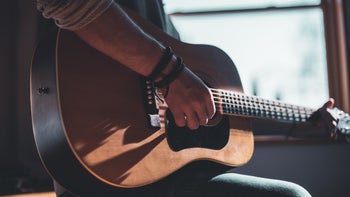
top-left (154, 57), bottom-right (185, 88)
top-left (147, 47), bottom-right (174, 80)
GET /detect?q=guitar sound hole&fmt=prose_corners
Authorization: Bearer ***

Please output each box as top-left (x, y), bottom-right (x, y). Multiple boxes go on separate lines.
top-left (165, 110), bottom-right (230, 152)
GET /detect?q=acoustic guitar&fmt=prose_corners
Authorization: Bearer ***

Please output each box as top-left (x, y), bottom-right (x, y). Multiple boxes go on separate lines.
top-left (30, 8), bottom-right (350, 194)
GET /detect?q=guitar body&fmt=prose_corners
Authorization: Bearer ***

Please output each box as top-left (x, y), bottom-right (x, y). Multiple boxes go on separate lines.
top-left (31, 10), bottom-right (253, 194)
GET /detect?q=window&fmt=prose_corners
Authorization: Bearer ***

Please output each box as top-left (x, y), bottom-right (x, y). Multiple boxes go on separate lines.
top-left (163, 0), bottom-right (349, 111)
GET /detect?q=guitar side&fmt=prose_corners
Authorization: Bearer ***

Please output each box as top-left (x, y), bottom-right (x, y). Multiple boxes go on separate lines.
top-left (30, 9), bottom-right (254, 192)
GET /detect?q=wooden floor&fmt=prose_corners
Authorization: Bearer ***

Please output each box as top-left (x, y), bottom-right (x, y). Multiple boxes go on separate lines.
top-left (0, 192), bottom-right (55, 197)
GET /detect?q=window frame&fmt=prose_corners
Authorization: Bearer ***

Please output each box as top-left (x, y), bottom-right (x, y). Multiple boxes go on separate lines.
top-left (322, 0), bottom-right (349, 113)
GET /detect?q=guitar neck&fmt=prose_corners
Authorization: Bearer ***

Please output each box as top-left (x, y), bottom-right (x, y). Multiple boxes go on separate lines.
top-left (211, 88), bottom-right (315, 123)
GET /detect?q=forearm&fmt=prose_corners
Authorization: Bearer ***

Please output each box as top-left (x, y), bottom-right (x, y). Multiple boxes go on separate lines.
top-left (74, 3), bottom-right (169, 76)
top-left (38, 1), bottom-right (173, 77)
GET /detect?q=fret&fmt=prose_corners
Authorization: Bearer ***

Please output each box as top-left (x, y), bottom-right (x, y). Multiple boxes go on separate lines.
top-left (212, 88), bottom-right (315, 123)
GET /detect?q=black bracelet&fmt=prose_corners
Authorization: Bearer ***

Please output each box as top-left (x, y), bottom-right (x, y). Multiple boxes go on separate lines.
top-left (154, 57), bottom-right (185, 88)
top-left (147, 47), bottom-right (174, 80)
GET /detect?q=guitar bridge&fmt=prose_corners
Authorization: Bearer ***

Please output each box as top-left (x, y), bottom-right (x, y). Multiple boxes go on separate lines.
top-left (141, 78), bottom-right (161, 129)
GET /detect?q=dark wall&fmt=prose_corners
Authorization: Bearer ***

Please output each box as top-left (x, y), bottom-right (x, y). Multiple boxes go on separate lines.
top-left (0, 0), bottom-right (51, 194)
top-left (15, 0), bottom-right (44, 177)
top-left (0, 0), bottom-right (17, 172)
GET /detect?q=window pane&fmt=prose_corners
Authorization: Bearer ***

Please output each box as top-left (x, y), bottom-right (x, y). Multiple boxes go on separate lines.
top-left (163, 0), bottom-right (321, 13)
top-left (167, 8), bottom-right (328, 108)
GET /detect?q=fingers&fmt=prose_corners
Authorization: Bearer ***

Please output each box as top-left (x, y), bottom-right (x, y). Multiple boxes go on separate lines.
top-left (205, 92), bottom-right (216, 119)
top-left (187, 88), bottom-right (216, 129)
top-left (323, 98), bottom-right (335, 109)
top-left (309, 98), bottom-right (336, 121)
top-left (172, 102), bottom-right (210, 130)
top-left (313, 98), bottom-right (339, 136)
top-left (171, 109), bottom-right (186, 127)
top-left (164, 67), bottom-right (215, 130)
top-left (194, 104), bottom-right (209, 125)
top-left (185, 110), bottom-right (201, 130)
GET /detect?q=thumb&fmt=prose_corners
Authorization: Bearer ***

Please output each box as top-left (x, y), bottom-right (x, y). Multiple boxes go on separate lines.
top-left (323, 98), bottom-right (335, 109)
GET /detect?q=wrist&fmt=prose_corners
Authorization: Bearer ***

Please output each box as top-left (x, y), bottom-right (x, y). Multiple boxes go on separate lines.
top-left (154, 57), bottom-right (185, 88)
top-left (147, 46), bottom-right (185, 88)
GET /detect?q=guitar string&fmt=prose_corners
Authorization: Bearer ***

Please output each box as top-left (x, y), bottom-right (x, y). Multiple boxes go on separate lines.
top-left (210, 88), bottom-right (314, 113)
top-left (209, 88), bottom-right (314, 122)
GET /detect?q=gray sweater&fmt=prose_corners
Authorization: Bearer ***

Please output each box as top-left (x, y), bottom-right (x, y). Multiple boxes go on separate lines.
top-left (37, 0), bottom-right (113, 30)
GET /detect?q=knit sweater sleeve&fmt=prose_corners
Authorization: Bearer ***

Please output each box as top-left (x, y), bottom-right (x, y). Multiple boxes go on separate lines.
top-left (36, 0), bottom-right (114, 30)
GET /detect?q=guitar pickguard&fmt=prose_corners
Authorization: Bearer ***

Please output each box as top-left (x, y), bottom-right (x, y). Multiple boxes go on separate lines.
top-left (166, 110), bottom-right (230, 151)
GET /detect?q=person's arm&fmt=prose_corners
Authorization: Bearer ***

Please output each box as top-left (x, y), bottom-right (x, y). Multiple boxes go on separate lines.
top-left (38, 1), bottom-right (215, 130)
top-left (75, 3), bottom-right (216, 130)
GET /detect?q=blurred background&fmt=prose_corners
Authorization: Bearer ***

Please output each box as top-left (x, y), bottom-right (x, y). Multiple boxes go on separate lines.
top-left (1, 0), bottom-right (350, 196)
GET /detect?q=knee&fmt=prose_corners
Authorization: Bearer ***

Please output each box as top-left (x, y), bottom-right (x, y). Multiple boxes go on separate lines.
top-left (206, 173), bottom-right (312, 197)
top-left (277, 181), bottom-right (312, 197)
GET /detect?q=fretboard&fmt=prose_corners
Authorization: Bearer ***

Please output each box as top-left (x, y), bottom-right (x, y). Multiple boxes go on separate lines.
top-left (211, 88), bottom-right (315, 123)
